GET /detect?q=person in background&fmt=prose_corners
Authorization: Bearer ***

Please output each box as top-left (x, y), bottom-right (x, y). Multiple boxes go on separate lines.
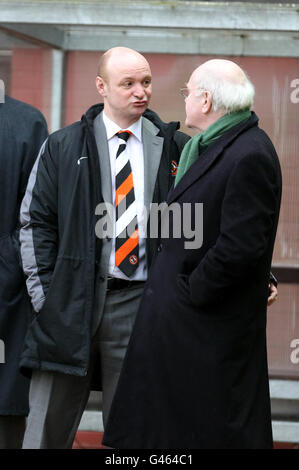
top-left (102, 59), bottom-right (282, 449)
top-left (0, 94), bottom-right (48, 448)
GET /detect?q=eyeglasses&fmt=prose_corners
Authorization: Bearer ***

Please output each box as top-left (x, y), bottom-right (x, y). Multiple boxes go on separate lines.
top-left (180, 88), bottom-right (190, 99)
top-left (179, 87), bottom-right (206, 99)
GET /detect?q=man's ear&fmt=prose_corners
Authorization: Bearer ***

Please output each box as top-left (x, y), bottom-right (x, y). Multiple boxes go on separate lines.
top-left (202, 91), bottom-right (213, 115)
top-left (96, 75), bottom-right (106, 97)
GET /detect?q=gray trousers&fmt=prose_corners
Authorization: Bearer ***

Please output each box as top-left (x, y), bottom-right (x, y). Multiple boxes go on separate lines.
top-left (22, 284), bottom-right (144, 449)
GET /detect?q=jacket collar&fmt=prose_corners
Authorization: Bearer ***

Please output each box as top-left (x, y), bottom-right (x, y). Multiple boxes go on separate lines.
top-left (167, 111), bottom-right (259, 204)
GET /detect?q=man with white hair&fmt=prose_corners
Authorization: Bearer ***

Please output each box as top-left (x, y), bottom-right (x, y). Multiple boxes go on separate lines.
top-left (103, 59), bottom-right (282, 449)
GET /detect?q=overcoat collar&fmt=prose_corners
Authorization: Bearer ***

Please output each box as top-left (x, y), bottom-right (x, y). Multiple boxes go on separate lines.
top-left (167, 112), bottom-right (259, 204)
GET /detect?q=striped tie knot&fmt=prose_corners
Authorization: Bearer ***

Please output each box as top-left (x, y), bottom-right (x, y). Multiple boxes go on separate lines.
top-left (116, 131), bottom-right (132, 158)
top-left (117, 130), bottom-right (132, 142)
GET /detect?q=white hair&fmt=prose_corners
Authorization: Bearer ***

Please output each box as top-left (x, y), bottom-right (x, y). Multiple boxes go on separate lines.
top-left (195, 70), bottom-right (255, 113)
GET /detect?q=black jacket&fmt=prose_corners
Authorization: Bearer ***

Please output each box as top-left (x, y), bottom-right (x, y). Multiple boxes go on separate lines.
top-left (19, 103), bottom-right (189, 378)
top-left (0, 96), bottom-right (48, 415)
top-left (103, 112), bottom-right (282, 449)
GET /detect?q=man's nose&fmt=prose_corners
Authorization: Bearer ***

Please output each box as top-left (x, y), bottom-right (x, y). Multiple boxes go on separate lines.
top-left (133, 83), bottom-right (146, 98)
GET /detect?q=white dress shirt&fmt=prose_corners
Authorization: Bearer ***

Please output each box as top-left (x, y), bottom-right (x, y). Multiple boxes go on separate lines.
top-left (102, 111), bottom-right (147, 281)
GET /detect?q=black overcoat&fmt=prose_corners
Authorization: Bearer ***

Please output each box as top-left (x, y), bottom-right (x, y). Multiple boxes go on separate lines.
top-left (0, 96), bottom-right (48, 414)
top-left (103, 112), bottom-right (282, 449)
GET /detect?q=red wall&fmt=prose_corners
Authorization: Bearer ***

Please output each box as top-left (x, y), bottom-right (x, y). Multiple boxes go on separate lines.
top-left (10, 47), bottom-right (52, 127)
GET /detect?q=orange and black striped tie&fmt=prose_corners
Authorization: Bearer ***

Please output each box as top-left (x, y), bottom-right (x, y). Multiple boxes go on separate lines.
top-left (115, 131), bottom-right (139, 276)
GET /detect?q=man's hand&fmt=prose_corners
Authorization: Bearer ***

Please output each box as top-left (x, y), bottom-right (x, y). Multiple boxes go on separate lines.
top-left (268, 282), bottom-right (278, 306)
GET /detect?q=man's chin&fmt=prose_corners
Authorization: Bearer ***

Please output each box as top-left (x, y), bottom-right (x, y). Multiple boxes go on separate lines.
top-left (130, 107), bottom-right (147, 121)
top-left (132, 103), bottom-right (147, 113)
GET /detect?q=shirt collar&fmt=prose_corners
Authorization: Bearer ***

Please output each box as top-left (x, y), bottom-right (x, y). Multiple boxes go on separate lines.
top-left (102, 111), bottom-right (142, 142)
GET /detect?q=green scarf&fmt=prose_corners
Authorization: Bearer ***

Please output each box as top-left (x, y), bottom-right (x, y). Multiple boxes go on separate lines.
top-left (174, 110), bottom-right (251, 187)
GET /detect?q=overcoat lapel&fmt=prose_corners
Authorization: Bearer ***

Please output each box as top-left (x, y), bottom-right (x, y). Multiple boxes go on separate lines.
top-left (167, 113), bottom-right (258, 204)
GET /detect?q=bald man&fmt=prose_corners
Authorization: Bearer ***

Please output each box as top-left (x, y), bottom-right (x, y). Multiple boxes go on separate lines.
top-left (20, 47), bottom-right (189, 448)
top-left (102, 59), bottom-right (282, 449)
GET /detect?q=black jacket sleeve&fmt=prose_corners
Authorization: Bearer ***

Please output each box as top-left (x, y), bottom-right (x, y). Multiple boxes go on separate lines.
top-left (19, 138), bottom-right (58, 312)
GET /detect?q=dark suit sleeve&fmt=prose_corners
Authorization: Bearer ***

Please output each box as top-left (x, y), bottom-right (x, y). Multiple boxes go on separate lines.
top-left (20, 115), bottom-right (48, 201)
top-left (269, 271), bottom-right (278, 287)
top-left (188, 150), bottom-right (280, 306)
